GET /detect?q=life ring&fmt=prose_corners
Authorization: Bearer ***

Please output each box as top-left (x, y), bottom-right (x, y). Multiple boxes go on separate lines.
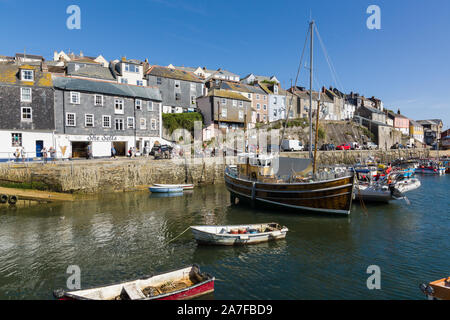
top-left (8, 195), bottom-right (18, 205)
top-left (0, 194), bottom-right (7, 204)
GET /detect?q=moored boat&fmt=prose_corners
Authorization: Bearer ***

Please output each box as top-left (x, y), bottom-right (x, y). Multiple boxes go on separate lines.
top-left (153, 183), bottom-right (194, 190)
top-left (420, 277), bottom-right (450, 300)
top-left (191, 223), bottom-right (288, 246)
top-left (354, 183), bottom-right (393, 203)
top-left (53, 265), bottom-right (214, 300)
top-left (149, 186), bottom-right (183, 193)
top-left (394, 177), bottom-right (421, 193)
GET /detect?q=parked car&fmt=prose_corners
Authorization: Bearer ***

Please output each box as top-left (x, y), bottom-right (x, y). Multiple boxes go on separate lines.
top-left (350, 142), bottom-right (362, 150)
top-left (390, 143), bottom-right (406, 150)
top-left (281, 139), bottom-right (304, 152)
top-left (320, 143), bottom-right (335, 151)
top-left (304, 143), bottom-right (315, 151)
top-left (152, 144), bottom-right (173, 159)
top-left (363, 141), bottom-right (378, 150)
top-left (336, 144), bottom-right (352, 150)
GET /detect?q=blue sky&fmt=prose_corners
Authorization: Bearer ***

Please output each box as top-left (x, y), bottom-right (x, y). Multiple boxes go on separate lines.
top-left (1, 0), bottom-right (449, 127)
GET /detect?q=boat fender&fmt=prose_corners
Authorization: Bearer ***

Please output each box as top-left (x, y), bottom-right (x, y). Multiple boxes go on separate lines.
top-left (53, 289), bottom-right (66, 299)
top-left (0, 194), bottom-right (7, 204)
top-left (8, 195), bottom-right (18, 205)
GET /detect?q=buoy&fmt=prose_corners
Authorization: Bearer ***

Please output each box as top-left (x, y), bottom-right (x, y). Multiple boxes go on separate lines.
top-left (8, 195), bottom-right (18, 205)
top-left (0, 194), bottom-right (7, 204)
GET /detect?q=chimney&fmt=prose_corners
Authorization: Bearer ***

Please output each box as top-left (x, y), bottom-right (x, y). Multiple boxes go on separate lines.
top-left (40, 61), bottom-right (48, 73)
top-left (121, 56), bottom-right (126, 62)
top-left (79, 51), bottom-right (84, 57)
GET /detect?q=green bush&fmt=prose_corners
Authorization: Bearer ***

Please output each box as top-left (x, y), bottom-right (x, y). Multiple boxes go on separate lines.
top-left (162, 112), bottom-right (203, 134)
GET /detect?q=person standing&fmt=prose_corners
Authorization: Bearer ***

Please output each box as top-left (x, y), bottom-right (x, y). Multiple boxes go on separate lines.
top-left (13, 148), bottom-right (20, 162)
top-left (111, 146), bottom-right (116, 159)
top-left (42, 147), bottom-right (48, 164)
top-left (21, 146), bottom-right (26, 162)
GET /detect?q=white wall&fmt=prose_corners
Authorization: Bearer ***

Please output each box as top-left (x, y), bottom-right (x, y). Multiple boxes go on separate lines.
top-left (0, 130), bottom-right (54, 160)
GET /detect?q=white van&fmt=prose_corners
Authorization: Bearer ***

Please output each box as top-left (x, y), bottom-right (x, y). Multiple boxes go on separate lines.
top-left (281, 139), bottom-right (304, 152)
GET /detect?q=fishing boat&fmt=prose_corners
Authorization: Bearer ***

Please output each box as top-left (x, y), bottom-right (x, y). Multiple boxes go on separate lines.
top-left (354, 183), bottom-right (393, 203)
top-left (153, 183), bottom-right (194, 190)
top-left (191, 223), bottom-right (288, 246)
top-left (53, 265), bottom-right (214, 300)
top-left (149, 186), bottom-right (183, 193)
top-left (420, 277), bottom-right (450, 300)
top-left (224, 21), bottom-right (355, 216)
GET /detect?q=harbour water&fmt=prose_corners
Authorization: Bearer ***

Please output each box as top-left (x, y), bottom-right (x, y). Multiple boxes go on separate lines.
top-left (0, 175), bottom-right (448, 300)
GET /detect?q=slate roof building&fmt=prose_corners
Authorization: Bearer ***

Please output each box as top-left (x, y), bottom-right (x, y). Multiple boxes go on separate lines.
top-left (52, 76), bottom-right (162, 158)
top-left (146, 65), bottom-right (204, 113)
top-left (0, 62), bottom-right (55, 160)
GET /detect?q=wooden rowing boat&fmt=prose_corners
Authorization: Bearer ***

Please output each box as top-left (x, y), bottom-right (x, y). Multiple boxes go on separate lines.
top-left (420, 277), bottom-right (450, 300)
top-left (149, 186), bottom-right (183, 193)
top-left (191, 223), bottom-right (288, 246)
top-left (53, 265), bottom-right (214, 300)
top-left (153, 183), bottom-right (194, 190)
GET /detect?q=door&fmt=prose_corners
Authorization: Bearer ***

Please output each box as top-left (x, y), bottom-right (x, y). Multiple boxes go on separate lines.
top-left (36, 140), bottom-right (44, 157)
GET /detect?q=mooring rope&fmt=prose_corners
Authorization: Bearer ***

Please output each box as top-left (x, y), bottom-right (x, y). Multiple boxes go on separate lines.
top-left (167, 226), bottom-right (191, 244)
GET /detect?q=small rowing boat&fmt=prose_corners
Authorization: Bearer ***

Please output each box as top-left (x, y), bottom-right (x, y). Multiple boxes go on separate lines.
top-left (420, 277), bottom-right (450, 300)
top-left (191, 223), bottom-right (288, 246)
top-left (354, 183), bottom-right (393, 203)
top-left (53, 265), bottom-right (214, 300)
top-left (149, 186), bottom-right (183, 193)
top-left (153, 183), bottom-right (194, 190)
top-left (394, 178), bottom-right (421, 193)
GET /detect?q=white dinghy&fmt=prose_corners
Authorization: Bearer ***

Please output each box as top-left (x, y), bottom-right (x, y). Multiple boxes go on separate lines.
top-left (191, 223), bottom-right (288, 246)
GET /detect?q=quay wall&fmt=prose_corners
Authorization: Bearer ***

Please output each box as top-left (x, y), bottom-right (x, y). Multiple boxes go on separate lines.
top-left (0, 149), bottom-right (447, 194)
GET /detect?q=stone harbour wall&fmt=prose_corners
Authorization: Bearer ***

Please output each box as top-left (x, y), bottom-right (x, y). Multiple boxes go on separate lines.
top-left (0, 149), bottom-right (447, 194)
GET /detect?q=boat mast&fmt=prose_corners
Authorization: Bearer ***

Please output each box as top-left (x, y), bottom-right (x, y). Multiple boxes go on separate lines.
top-left (313, 92), bottom-right (320, 174)
top-left (309, 20), bottom-right (314, 159)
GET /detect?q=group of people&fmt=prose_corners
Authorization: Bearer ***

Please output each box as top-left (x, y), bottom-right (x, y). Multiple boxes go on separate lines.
top-left (13, 146), bottom-right (57, 163)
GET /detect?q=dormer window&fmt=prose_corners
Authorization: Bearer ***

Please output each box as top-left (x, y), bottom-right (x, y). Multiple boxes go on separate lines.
top-left (124, 64), bottom-right (139, 73)
top-left (274, 85), bottom-right (279, 95)
top-left (21, 69), bottom-right (34, 81)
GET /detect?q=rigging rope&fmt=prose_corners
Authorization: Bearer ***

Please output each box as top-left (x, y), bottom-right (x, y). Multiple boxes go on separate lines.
top-left (167, 226), bottom-right (191, 244)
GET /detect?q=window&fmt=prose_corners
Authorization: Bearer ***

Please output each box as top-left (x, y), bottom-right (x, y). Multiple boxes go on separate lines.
top-left (21, 107), bottom-right (32, 121)
top-left (239, 110), bottom-right (244, 120)
top-left (274, 85), bottom-right (279, 94)
top-left (151, 119), bottom-right (157, 130)
top-left (191, 96), bottom-right (196, 105)
top-left (263, 115), bottom-right (267, 121)
top-left (94, 95), bottom-right (103, 106)
top-left (20, 87), bottom-right (32, 102)
top-left (263, 104), bottom-right (267, 110)
top-left (232, 100), bottom-right (237, 107)
top-left (274, 97), bottom-right (277, 104)
top-left (247, 93), bottom-right (251, 99)
top-left (263, 95), bottom-right (267, 101)
top-left (221, 108), bottom-right (227, 118)
top-left (174, 80), bottom-right (180, 89)
top-left (157, 77), bottom-right (162, 85)
top-left (70, 92), bottom-right (80, 104)
top-left (85, 114), bottom-right (94, 127)
top-left (21, 69), bottom-right (34, 81)
top-left (124, 64), bottom-right (139, 73)
top-left (115, 118), bottom-right (124, 130)
top-left (256, 94), bottom-right (260, 100)
top-left (140, 118), bottom-right (147, 130)
top-left (103, 115), bottom-right (111, 128)
top-left (66, 113), bottom-right (76, 126)
top-left (127, 117), bottom-right (135, 129)
top-left (136, 80), bottom-right (143, 86)
top-left (135, 99), bottom-right (142, 110)
top-left (147, 101), bottom-right (153, 111)
top-left (257, 103), bottom-right (260, 110)
top-left (175, 93), bottom-right (181, 100)
top-left (114, 99), bottom-right (124, 114)
top-left (120, 78), bottom-right (128, 84)
top-left (11, 133), bottom-right (22, 147)
top-left (239, 101), bottom-right (243, 107)
top-left (221, 98), bottom-right (226, 105)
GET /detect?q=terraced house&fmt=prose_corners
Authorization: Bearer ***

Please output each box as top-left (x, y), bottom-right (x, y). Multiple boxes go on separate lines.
top-left (0, 62), bottom-right (55, 160)
top-left (146, 65), bottom-right (204, 113)
top-left (52, 76), bottom-right (162, 158)
top-left (196, 89), bottom-right (252, 140)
